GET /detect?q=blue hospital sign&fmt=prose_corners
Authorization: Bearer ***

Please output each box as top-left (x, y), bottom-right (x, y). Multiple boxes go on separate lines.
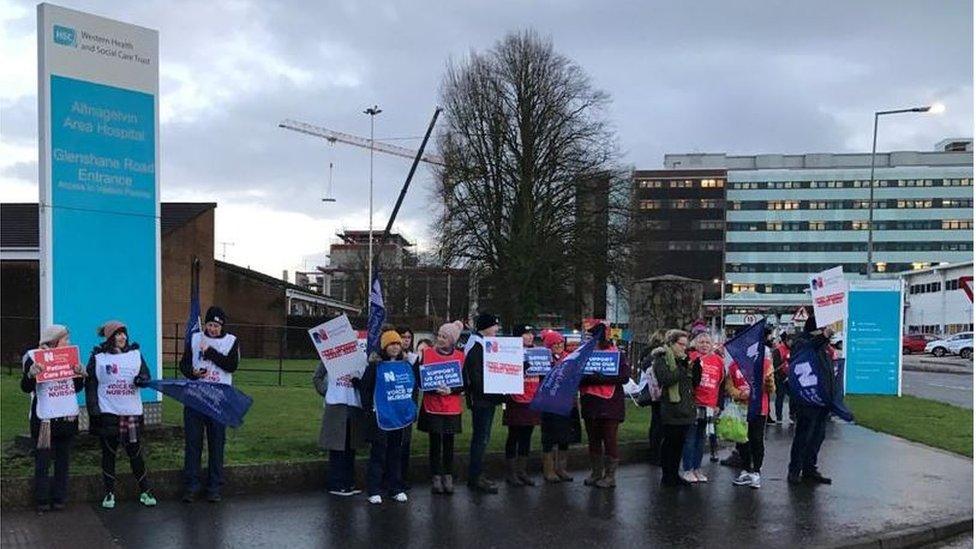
top-left (845, 281), bottom-right (903, 396)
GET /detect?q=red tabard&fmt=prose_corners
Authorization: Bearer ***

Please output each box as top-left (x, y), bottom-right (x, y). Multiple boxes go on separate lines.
top-left (512, 375), bottom-right (541, 404)
top-left (580, 344), bottom-right (617, 400)
top-left (729, 358), bottom-right (771, 416)
top-left (775, 342), bottom-right (791, 373)
top-left (421, 347), bottom-right (464, 415)
top-left (694, 353), bottom-right (724, 407)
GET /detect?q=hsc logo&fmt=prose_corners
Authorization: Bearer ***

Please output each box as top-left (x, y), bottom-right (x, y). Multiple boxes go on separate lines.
top-left (53, 25), bottom-right (76, 47)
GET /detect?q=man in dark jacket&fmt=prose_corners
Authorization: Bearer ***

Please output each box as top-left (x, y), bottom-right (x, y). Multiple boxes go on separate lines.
top-left (462, 312), bottom-right (503, 494)
top-left (179, 306), bottom-right (240, 502)
top-left (787, 312), bottom-right (834, 485)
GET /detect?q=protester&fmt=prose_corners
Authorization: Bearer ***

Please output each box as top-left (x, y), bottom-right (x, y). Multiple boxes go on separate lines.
top-left (397, 326), bottom-right (418, 490)
top-left (644, 329), bottom-right (667, 466)
top-left (772, 333), bottom-right (793, 424)
top-left (85, 321), bottom-right (156, 509)
top-left (726, 334), bottom-right (775, 489)
top-left (415, 338), bottom-right (434, 356)
top-left (353, 330), bottom-right (412, 504)
top-left (177, 306), bottom-right (239, 503)
top-left (788, 312), bottom-right (835, 485)
top-left (312, 354), bottom-right (366, 497)
top-left (418, 321), bottom-right (466, 495)
top-left (579, 326), bottom-right (631, 489)
top-left (503, 324), bottom-right (542, 487)
top-left (680, 332), bottom-right (723, 483)
top-left (539, 330), bottom-right (579, 483)
top-left (20, 325), bottom-right (85, 512)
top-left (652, 329), bottom-right (696, 487)
top-left (462, 312), bottom-right (505, 493)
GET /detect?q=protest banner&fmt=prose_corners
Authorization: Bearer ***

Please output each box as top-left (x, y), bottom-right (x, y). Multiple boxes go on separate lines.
top-left (308, 315), bottom-right (367, 378)
top-left (419, 360), bottom-right (463, 391)
top-left (374, 360), bottom-right (417, 430)
top-left (483, 337), bottom-right (524, 394)
top-left (809, 266), bottom-right (847, 327)
top-left (525, 348), bottom-right (553, 376)
top-left (581, 350), bottom-right (620, 376)
top-left (31, 345), bottom-right (81, 383)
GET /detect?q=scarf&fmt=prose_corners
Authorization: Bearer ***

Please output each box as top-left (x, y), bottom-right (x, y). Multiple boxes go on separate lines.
top-left (665, 347), bottom-right (681, 403)
top-left (119, 415), bottom-right (138, 443)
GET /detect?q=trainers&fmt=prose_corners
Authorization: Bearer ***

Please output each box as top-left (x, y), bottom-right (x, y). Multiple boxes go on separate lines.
top-left (139, 492), bottom-right (157, 507)
top-left (680, 471), bottom-right (698, 483)
top-left (393, 492), bottom-right (408, 503)
top-left (750, 473), bottom-right (761, 489)
top-left (329, 489), bottom-right (355, 497)
top-left (101, 493), bottom-right (116, 509)
top-left (732, 472), bottom-right (753, 486)
top-left (347, 487), bottom-right (363, 495)
top-left (367, 495), bottom-right (382, 505)
top-left (694, 470), bottom-right (708, 483)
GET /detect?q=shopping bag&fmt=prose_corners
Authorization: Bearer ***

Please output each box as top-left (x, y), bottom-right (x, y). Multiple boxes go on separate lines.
top-left (716, 402), bottom-right (748, 443)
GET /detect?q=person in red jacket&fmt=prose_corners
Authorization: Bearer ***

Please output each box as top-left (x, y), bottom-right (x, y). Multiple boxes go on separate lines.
top-left (681, 332), bottom-right (723, 483)
top-left (725, 343), bottom-right (775, 490)
top-left (579, 326), bottom-right (631, 488)
top-left (417, 321), bottom-right (466, 495)
top-left (503, 324), bottom-right (543, 487)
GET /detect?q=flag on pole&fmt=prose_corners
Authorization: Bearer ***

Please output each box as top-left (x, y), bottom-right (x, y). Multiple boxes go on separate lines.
top-left (184, 259), bottom-right (201, 364)
top-left (367, 267), bottom-right (385, 356)
top-left (531, 324), bottom-right (606, 416)
top-left (146, 379), bottom-right (253, 427)
top-left (724, 319), bottom-right (766, 421)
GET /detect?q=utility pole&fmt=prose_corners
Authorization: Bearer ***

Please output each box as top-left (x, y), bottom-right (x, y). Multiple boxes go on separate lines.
top-left (219, 241), bottom-right (235, 261)
top-left (364, 105), bottom-right (382, 319)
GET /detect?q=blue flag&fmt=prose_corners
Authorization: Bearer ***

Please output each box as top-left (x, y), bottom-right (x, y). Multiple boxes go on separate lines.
top-left (789, 338), bottom-right (854, 421)
top-left (531, 325), bottom-right (605, 416)
top-left (145, 379), bottom-right (253, 428)
top-left (367, 268), bottom-right (385, 356)
top-left (373, 360), bottom-right (417, 430)
top-left (724, 319), bottom-right (766, 421)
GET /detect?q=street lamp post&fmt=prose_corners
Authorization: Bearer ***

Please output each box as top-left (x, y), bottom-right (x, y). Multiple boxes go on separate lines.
top-left (713, 278), bottom-right (725, 337)
top-left (866, 103), bottom-right (944, 279)
top-left (364, 105), bottom-right (382, 316)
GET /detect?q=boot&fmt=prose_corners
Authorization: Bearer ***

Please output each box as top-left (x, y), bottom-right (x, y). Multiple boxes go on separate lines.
top-left (555, 450), bottom-right (574, 482)
top-left (516, 457), bottom-right (536, 486)
top-left (505, 459), bottom-right (524, 487)
top-left (542, 452), bottom-right (560, 483)
top-left (442, 474), bottom-right (455, 494)
top-left (431, 475), bottom-right (444, 494)
top-left (583, 453), bottom-right (605, 486)
top-left (595, 458), bottom-right (617, 489)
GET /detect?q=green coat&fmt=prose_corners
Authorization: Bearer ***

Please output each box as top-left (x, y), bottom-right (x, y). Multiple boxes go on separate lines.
top-left (651, 347), bottom-right (697, 426)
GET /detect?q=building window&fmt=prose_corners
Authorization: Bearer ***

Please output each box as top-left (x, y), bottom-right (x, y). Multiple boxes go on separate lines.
top-left (731, 284), bottom-right (755, 293)
top-left (639, 200), bottom-right (661, 209)
top-left (875, 262), bottom-right (887, 273)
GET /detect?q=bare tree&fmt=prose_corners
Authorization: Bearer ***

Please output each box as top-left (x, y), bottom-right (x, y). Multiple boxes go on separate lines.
top-left (432, 30), bottom-right (631, 326)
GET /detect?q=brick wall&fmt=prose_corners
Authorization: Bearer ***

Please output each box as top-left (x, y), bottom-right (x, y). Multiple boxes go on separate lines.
top-left (0, 261), bottom-right (40, 365)
top-left (161, 209), bottom-right (215, 365)
top-left (214, 264), bottom-right (286, 359)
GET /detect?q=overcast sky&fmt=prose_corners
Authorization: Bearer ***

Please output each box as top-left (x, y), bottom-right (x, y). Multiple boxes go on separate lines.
top-left (2, 0), bottom-right (972, 278)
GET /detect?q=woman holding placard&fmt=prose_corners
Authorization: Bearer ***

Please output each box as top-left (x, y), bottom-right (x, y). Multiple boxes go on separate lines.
top-left (20, 324), bottom-right (85, 512)
top-left (579, 326), bottom-right (631, 489)
top-left (417, 321), bottom-right (465, 495)
top-left (85, 321), bottom-right (156, 509)
top-left (539, 330), bottom-right (579, 483)
top-left (503, 324), bottom-right (542, 487)
top-left (313, 361), bottom-right (366, 497)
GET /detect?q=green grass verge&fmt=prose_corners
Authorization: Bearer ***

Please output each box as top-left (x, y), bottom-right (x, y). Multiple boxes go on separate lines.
top-left (847, 395), bottom-right (973, 457)
top-left (1, 373), bottom-right (651, 478)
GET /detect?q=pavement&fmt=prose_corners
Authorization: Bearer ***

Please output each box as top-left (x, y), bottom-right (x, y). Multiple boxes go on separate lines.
top-left (902, 370), bottom-right (973, 408)
top-left (3, 423), bottom-right (971, 548)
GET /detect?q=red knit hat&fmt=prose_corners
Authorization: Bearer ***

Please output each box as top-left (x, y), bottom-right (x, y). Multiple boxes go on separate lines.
top-left (541, 330), bottom-right (564, 349)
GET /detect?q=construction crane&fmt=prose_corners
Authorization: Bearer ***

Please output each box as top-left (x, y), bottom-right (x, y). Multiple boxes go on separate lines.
top-left (278, 118), bottom-right (446, 166)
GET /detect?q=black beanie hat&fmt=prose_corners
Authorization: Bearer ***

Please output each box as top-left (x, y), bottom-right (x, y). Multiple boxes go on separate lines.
top-left (475, 312), bottom-right (500, 332)
top-left (516, 324), bottom-right (536, 336)
top-left (803, 308), bottom-right (818, 333)
top-left (205, 306), bottom-right (226, 325)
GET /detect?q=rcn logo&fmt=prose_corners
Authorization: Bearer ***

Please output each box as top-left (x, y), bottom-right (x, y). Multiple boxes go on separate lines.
top-left (105, 363), bottom-right (119, 375)
top-left (485, 341), bottom-right (499, 352)
top-left (53, 25), bottom-right (76, 47)
top-left (383, 371), bottom-right (396, 382)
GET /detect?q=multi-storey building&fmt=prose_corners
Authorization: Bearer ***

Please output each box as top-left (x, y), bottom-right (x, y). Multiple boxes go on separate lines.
top-left (632, 169), bottom-right (727, 299)
top-left (664, 140), bottom-right (973, 305)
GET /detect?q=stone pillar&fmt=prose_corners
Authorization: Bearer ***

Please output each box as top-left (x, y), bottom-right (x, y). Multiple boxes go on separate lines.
top-left (628, 275), bottom-right (704, 344)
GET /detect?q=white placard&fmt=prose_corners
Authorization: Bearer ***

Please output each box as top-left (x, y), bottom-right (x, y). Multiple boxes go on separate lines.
top-left (809, 266), bottom-right (847, 327)
top-left (308, 315), bottom-right (367, 378)
top-left (482, 336), bottom-right (524, 394)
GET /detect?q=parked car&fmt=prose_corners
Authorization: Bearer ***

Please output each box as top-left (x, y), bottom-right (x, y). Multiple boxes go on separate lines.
top-left (902, 333), bottom-right (939, 354)
top-left (925, 332), bottom-right (974, 359)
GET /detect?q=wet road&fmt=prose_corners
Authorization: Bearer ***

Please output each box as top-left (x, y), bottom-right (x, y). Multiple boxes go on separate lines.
top-left (4, 423), bottom-right (972, 548)
top-left (902, 370), bottom-right (973, 408)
